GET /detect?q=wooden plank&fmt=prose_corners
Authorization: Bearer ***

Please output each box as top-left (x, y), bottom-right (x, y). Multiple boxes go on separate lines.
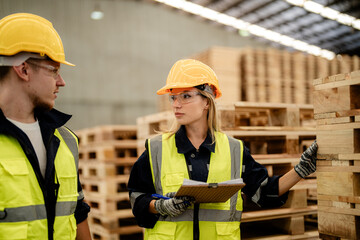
top-left (242, 230), bottom-right (319, 240)
top-left (316, 125), bottom-right (359, 155)
top-left (241, 206), bottom-right (317, 222)
top-left (282, 51), bottom-right (293, 104)
top-left (313, 86), bottom-right (352, 114)
top-left (316, 172), bottom-right (360, 196)
top-left (317, 153), bottom-right (360, 161)
top-left (293, 53), bottom-right (307, 104)
top-left (317, 194), bottom-right (360, 204)
top-left (318, 211), bottom-right (359, 239)
top-left (314, 75), bottom-right (360, 90)
top-left (318, 204), bottom-right (360, 216)
top-left (255, 49), bottom-right (268, 102)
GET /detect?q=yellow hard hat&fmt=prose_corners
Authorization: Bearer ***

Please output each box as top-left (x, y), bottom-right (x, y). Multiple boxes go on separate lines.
top-left (0, 13), bottom-right (74, 66)
top-left (157, 59), bottom-right (222, 98)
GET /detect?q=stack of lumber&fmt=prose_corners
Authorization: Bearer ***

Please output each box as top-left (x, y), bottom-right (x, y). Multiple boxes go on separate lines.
top-left (313, 70), bottom-right (360, 240)
top-left (158, 46), bottom-right (360, 112)
top-left (136, 102), bottom-right (318, 239)
top-left (75, 125), bottom-right (143, 240)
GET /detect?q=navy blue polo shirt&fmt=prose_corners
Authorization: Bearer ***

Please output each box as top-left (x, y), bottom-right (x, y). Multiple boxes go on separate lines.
top-left (128, 126), bottom-right (288, 228)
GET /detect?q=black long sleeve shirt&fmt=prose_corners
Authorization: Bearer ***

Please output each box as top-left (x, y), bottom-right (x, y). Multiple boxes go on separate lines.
top-left (128, 126), bottom-right (288, 228)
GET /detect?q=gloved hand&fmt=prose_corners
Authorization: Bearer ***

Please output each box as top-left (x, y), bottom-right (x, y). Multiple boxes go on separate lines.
top-left (294, 140), bottom-right (318, 178)
top-left (164, 192), bottom-right (176, 198)
top-left (154, 195), bottom-right (194, 217)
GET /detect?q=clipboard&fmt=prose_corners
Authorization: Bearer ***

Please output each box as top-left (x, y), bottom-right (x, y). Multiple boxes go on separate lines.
top-left (174, 178), bottom-right (246, 203)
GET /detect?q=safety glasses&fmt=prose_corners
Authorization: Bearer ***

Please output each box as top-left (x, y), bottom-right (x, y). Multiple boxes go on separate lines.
top-left (169, 91), bottom-right (202, 105)
top-left (26, 60), bottom-right (60, 79)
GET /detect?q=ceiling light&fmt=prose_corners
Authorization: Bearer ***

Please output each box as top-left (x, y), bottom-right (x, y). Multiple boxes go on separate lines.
top-left (286, 0), bottom-right (360, 30)
top-left (154, 0), bottom-right (335, 60)
top-left (239, 29), bottom-right (250, 37)
top-left (303, 1), bottom-right (323, 14)
top-left (286, 0), bottom-right (304, 6)
top-left (91, 4), bottom-right (104, 20)
top-left (337, 13), bottom-right (355, 26)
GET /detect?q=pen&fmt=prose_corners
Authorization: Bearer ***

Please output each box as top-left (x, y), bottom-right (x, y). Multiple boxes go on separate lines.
top-left (151, 193), bottom-right (171, 200)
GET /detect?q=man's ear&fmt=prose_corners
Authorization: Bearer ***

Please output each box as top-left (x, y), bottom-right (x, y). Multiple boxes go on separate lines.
top-left (12, 63), bottom-right (30, 81)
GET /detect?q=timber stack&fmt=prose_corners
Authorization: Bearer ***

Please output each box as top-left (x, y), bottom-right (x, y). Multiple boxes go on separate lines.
top-left (159, 46), bottom-right (360, 112)
top-left (313, 70), bottom-right (360, 240)
top-left (76, 125), bottom-right (143, 240)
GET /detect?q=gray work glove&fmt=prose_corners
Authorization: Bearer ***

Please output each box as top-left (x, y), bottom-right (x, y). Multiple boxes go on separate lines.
top-left (294, 140), bottom-right (318, 178)
top-left (164, 192), bottom-right (176, 198)
top-left (154, 195), bottom-right (194, 217)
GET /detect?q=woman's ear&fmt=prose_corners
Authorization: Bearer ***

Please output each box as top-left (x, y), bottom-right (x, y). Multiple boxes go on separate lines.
top-left (12, 62), bottom-right (30, 81)
top-left (204, 98), bottom-right (210, 109)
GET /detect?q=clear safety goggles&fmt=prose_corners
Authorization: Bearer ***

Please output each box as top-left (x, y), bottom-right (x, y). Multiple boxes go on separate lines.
top-left (169, 91), bottom-right (202, 105)
top-left (26, 60), bottom-right (61, 79)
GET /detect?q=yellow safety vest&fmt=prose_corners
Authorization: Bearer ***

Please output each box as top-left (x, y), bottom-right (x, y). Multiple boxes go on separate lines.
top-left (0, 127), bottom-right (79, 240)
top-left (145, 131), bottom-right (244, 240)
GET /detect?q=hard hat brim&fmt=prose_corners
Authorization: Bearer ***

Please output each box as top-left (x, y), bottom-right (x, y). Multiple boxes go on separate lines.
top-left (157, 83), bottom-right (222, 98)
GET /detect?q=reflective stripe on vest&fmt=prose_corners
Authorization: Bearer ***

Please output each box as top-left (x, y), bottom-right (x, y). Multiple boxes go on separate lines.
top-left (148, 132), bottom-right (244, 222)
top-left (0, 201), bottom-right (76, 223)
top-left (57, 127), bottom-right (78, 172)
top-left (57, 126), bottom-right (84, 201)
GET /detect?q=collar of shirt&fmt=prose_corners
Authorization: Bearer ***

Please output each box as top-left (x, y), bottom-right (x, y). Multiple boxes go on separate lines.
top-left (175, 125), bottom-right (215, 154)
top-left (0, 108), bottom-right (72, 135)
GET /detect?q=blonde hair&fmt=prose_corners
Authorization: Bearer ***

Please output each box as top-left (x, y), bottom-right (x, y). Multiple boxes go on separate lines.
top-left (163, 89), bottom-right (219, 143)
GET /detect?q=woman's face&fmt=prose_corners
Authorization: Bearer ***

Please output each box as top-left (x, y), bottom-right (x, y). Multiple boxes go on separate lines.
top-left (169, 87), bottom-right (209, 126)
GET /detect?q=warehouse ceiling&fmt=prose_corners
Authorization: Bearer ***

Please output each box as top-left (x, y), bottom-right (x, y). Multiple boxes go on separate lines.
top-left (151, 0), bottom-right (360, 57)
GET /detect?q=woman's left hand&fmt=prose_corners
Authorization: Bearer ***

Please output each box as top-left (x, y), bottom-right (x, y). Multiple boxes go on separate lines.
top-left (294, 140), bottom-right (318, 178)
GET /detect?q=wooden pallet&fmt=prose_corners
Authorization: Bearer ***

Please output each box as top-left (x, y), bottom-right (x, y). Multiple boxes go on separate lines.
top-left (81, 176), bottom-right (129, 197)
top-left (89, 211), bottom-right (143, 240)
top-left (314, 70), bottom-right (360, 240)
top-left (88, 209), bottom-right (136, 229)
top-left (218, 102), bottom-right (315, 129)
top-left (84, 192), bottom-right (131, 214)
top-left (136, 111), bottom-right (174, 140)
top-left (225, 130), bottom-right (315, 154)
top-left (79, 141), bottom-right (138, 162)
top-left (188, 47), bottom-right (360, 106)
top-left (79, 160), bottom-right (135, 179)
top-left (91, 226), bottom-right (143, 240)
top-left (76, 125), bottom-right (137, 147)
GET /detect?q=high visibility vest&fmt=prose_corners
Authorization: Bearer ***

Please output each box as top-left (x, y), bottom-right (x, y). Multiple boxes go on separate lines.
top-left (0, 127), bottom-right (79, 240)
top-left (145, 131), bottom-right (244, 240)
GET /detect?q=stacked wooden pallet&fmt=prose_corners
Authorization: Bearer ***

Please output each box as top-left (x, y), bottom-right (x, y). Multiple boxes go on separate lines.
top-left (136, 102), bottom-right (318, 239)
top-left (151, 46), bottom-right (360, 112)
top-left (313, 70), bottom-right (360, 240)
top-left (75, 125), bottom-right (143, 240)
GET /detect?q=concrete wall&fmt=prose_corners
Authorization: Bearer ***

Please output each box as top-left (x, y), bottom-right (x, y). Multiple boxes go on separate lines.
top-left (0, 0), bottom-right (268, 130)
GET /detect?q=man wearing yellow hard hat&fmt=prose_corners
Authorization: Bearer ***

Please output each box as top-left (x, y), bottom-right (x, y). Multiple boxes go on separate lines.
top-left (0, 13), bottom-right (91, 240)
top-left (128, 59), bottom-right (318, 239)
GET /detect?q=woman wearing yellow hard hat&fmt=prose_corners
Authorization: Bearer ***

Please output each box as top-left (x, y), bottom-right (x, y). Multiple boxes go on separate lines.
top-left (128, 59), bottom-right (318, 239)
